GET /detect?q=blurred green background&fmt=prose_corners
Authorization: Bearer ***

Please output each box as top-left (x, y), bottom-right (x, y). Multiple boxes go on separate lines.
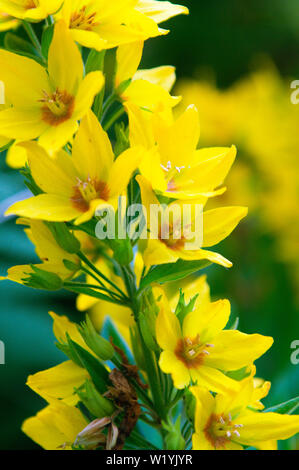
top-left (0, 0), bottom-right (299, 449)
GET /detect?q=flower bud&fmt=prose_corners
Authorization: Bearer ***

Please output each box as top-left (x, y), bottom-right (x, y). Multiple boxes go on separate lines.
top-left (164, 417), bottom-right (185, 450)
top-left (24, 265), bottom-right (63, 290)
top-left (76, 380), bottom-right (115, 418)
top-left (78, 315), bottom-right (114, 360)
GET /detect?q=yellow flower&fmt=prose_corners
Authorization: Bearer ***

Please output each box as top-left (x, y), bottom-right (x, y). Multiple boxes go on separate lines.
top-left (135, 0), bottom-right (188, 24)
top-left (0, 218), bottom-right (79, 286)
top-left (156, 295), bottom-right (273, 392)
top-left (22, 400), bottom-right (88, 450)
top-left (6, 110), bottom-right (142, 224)
top-left (116, 41), bottom-right (180, 119)
top-left (0, 0), bottom-right (63, 21)
top-left (55, 0), bottom-right (188, 51)
top-left (128, 103), bottom-right (237, 200)
top-left (137, 174), bottom-right (248, 268)
top-left (26, 312), bottom-right (94, 406)
top-left (0, 11), bottom-right (19, 31)
top-left (191, 378), bottom-right (299, 450)
top-left (0, 20), bottom-right (104, 152)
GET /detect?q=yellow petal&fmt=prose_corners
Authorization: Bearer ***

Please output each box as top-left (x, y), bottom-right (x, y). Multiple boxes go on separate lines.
top-left (70, 29), bottom-right (108, 51)
top-left (73, 71), bottom-right (104, 120)
top-left (0, 108), bottom-right (47, 141)
top-left (116, 41), bottom-right (144, 86)
top-left (48, 20), bottom-right (83, 95)
top-left (139, 147), bottom-right (168, 193)
top-left (181, 146), bottom-right (237, 192)
top-left (205, 330), bottom-right (273, 371)
top-left (22, 401), bottom-right (87, 450)
top-left (6, 194), bottom-right (79, 222)
top-left (178, 247), bottom-right (233, 268)
top-left (126, 101), bottom-right (156, 149)
top-left (136, 0), bottom-right (189, 24)
top-left (107, 147), bottom-right (143, 197)
top-left (72, 110), bottom-right (114, 182)
top-left (236, 409), bottom-right (299, 444)
top-left (26, 361), bottom-right (88, 404)
top-left (49, 312), bottom-right (92, 354)
top-left (192, 432), bottom-right (215, 450)
top-left (156, 297), bottom-right (181, 350)
top-left (125, 79), bottom-right (177, 116)
top-left (203, 206), bottom-right (248, 247)
top-left (159, 350), bottom-right (190, 389)
top-left (134, 65), bottom-right (176, 92)
top-left (143, 239), bottom-right (179, 266)
top-left (0, 49), bottom-right (50, 106)
top-left (191, 366), bottom-right (240, 394)
top-left (191, 386), bottom-right (215, 432)
top-left (183, 299), bottom-right (231, 342)
top-left (25, 142), bottom-right (76, 197)
top-left (38, 116), bottom-right (79, 152)
top-left (6, 142), bottom-right (28, 169)
top-left (154, 105), bottom-right (200, 168)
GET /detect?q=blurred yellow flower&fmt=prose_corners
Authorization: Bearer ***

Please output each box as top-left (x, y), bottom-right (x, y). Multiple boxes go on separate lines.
top-left (0, 0), bottom-right (63, 21)
top-left (0, 11), bottom-right (19, 31)
top-left (0, 218), bottom-right (79, 286)
top-left (177, 65), bottom-right (299, 292)
top-left (55, 0), bottom-right (188, 51)
top-left (116, 41), bottom-right (180, 119)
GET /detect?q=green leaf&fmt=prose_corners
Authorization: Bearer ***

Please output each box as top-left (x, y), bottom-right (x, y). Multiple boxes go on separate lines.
top-left (139, 259), bottom-right (211, 290)
top-left (67, 336), bottom-right (109, 394)
top-left (64, 284), bottom-right (125, 306)
top-left (85, 49), bottom-right (105, 74)
top-left (41, 25), bottom-right (54, 60)
top-left (264, 396), bottom-right (299, 415)
top-left (4, 32), bottom-right (37, 56)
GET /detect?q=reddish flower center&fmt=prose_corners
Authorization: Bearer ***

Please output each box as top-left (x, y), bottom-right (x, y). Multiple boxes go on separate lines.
top-left (40, 89), bottom-right (75, 126)
top-left (204, 413), bottom-right (243, 449)
top-left (71, 177), bottom-right (109, 212)
top-left (70, 6), bottom-right (99, 31)
top-left (175, 336), bottom-right (214, 369)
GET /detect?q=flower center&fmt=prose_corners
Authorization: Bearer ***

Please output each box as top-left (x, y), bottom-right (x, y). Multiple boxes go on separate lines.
top-left (71, 177), bottom-right (110, 212)
top-left (70, 6), bottom-right (99, 31)
top-left (175, 336), bottom-right (214, 368)
top-left (24, 0), bottom-right (39, 9)
top-left (204, 413), bottom-right (243, 449)
top-left (161, 160), bottom-right (187, 192)
top-left (40, 89), bottom-right (75, 126)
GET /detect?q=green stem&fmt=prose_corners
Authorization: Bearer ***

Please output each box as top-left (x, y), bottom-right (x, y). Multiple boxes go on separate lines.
top-left (78, 251), bottom-right (129, 300)
top-left (22, 21), bottom-right (42, 56)
top-left (103, 107), bottom-right (125, 131)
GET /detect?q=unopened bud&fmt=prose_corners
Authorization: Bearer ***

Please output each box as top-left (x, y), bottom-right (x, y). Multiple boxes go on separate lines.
top-left (24, 265), bottom-right (63, 290)
top-left (76, 380), bottom-right (115, 418)
top-left (78, 315), bottom-right (114, 360)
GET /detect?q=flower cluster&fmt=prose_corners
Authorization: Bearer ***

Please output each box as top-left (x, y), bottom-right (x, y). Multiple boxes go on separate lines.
top-left (178, 66), bottom-right (299, 298)
top-left (0, 1), bottom-right (298, 451)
